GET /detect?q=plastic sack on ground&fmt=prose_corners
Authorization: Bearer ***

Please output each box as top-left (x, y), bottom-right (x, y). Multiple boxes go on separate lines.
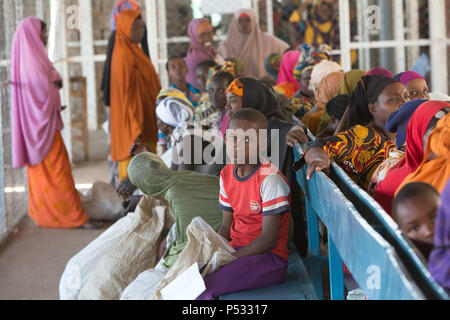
top-left (120, 260), bottom-right (169, 300)
top-left (79, 181), bottom-right (124, 221)
top-left (78, 195), bottom-right (174, 300)
top-left (151, 217), bottom-right (237, 300)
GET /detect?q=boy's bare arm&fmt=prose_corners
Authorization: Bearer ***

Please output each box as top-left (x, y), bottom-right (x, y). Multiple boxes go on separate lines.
top-left (233, 215), bottom-right (281, 259)
top-left (218, 211), bottom-right (233, 241)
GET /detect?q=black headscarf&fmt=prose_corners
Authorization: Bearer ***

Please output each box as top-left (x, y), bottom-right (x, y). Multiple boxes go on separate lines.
top-left (326, 94), bottom-right (350, 120)
top-left (348, 75), bottom-right (399, 128)
top-left (240, 78), bottom-right (285, 121)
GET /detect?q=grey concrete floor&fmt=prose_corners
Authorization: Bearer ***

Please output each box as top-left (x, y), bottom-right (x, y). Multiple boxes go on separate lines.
top-left (0, 159), bottom-right (112, 300)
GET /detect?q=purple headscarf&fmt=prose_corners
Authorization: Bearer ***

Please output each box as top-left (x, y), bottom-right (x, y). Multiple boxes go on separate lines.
top-left (10, 17), bottom-right (64, 168)
top-left (364, 67), bottom-right (394, 78)
top-left (393, 71), bottom-right (425, 86)
top-left (429, 179), bottom-right (450, 293)
top-left (185, 19), bottom-right (218, 88)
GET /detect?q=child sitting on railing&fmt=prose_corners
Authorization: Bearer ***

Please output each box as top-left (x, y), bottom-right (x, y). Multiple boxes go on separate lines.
top-left (392, 182), bottom-right (440, 260)
top-left (197, 109), bottom-right (291, 300)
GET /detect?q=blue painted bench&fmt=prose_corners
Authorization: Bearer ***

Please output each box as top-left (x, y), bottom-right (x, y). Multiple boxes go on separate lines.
top-left (220, 248), bottom-right (318, 300)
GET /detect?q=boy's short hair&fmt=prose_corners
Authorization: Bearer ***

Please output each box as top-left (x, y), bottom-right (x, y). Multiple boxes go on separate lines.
top-left (393, 182), bottom-right (440, 220)
top-left (210, 71), bottom-right (235, 86)
top-left (166, 55), bottom-right (185, 72)
top-left (229, 109), bottom-right (268, 130)
top-left (195, 59), bottom-right (217, 72)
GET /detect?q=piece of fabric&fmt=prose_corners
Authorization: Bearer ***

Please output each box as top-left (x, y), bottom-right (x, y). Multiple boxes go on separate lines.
top-left (110, 10), bottom-right (161, 162)
top-left (276, 50), bottom-right (301, 92)
top-left (313, 125), bottom-right (395, 190)
top-left (393, 71), bottom-right (425, 86)
top-left (186, 19), bottom-right (219, 88)
top-left (118, 141), bottom-right (156, 181)
top-left (156, 89), bottom-right (195, 128)
top-left (429, 179), bottom-right (450, 293)
top-left (368, 148), bottom-right (405, 195)
top-left (373, 101), bottom-right (450, 214)
top-left (78, 195), bottom-right (175, 300)
top-left (128, 153), bottom-right (224, 269)
top-left (385, 99), bottom-right (428, 149)
top-left (309, 60), bottom-right (343, 93)
top-left (302, 70), bottom-right (344, 135)
top-left (293, 43), bottom-right (331, 82)
top-left (240, 78), bottom-right (286, 121)
top-left (326, 94), bottom-right (350, 120)
top-left (197, 248), bottom-right (288, 300)
top-left (219, 163), bottom-right (291, 261)
top-left (27, 131), bottom-right (89, 228)
top-left (288, 90), bottom-right (314, 119)
top-left (274, 81), bottom-right (297, 100)
top-left (170, 83), bottom-right (202, 107)
top-left (11, 17), bottom-right (64, 168)
top-left (151, 217), bottom-right (237, 300)
top-left (226, 78), bottom-right (244, 97)
top-left (79, 181), bottom-right (124, 222)
top-left (265, 53), bottom-right (282, 81)
top-left (218, 9), bottom-right (289, 79)
top-left (110, 0), bottom-right (140, 31)
top-left (397, 113), bottom-right (450, 194)
top-left (338, 70), bottom-right (365, 95)
top-left (364, 67), bottom-right (394, 78)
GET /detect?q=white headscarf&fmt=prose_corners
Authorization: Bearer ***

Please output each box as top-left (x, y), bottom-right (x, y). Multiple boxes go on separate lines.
top-left (310, 60), bottom-right (343, 93)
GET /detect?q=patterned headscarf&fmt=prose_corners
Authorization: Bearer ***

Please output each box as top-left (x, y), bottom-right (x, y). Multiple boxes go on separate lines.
top-left (206, 61), bottom-right (236, 87)
top-left (293, 43), bottom-right (331, 81)
top-left (226, 78), bottom-right (244, 97)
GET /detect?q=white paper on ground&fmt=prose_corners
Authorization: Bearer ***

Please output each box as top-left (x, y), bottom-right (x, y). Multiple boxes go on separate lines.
top-left (160, 263), bottom-right (206, 300)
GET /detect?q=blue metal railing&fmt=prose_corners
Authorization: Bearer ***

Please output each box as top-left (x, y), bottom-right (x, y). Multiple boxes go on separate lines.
top-left (293, 143), bottom-right (448, 300)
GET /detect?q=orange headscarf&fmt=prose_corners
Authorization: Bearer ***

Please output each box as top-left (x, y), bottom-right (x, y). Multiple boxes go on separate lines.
top-left (397, 113), bottom-right (450, 194)
top-left (110, 10), bottom-right (161, 162)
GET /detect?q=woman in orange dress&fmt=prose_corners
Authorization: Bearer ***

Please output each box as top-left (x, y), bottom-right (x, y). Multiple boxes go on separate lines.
top-left (10, 18), bottom-right (101, 229)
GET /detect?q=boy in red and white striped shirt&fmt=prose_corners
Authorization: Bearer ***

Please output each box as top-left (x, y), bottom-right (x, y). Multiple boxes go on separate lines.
top-left (198, 108), bottom-right (290, 300)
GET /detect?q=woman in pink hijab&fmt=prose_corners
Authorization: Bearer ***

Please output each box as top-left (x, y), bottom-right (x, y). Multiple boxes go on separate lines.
top-left (10, 18), bottom-right (101, 229)
top-left (219, 9), bottom-right (289, 79)
top-left (185, 18), bottom-right (223, 88)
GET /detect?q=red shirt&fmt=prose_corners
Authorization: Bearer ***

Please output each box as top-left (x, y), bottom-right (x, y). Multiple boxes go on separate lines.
top-left (219, 162), bottom-right (291, 261)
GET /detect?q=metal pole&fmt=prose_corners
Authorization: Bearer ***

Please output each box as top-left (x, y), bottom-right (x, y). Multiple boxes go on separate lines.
top-left (265, 0), bottom-right (274, 35)
top-left (339, 0), bottom-right (352, 71)
top-left (157, 0), bottom-right (169, 88)
top-left (393, 0), bottom-right (406, 73)
top-left (428, 0), bottom-right (448, 94)
top-left (79, 0), bottom-right (98, 130)
top-left (405, 0), bottom-right (420, 67)
top-left (145, 0), bottom-right (160, 73)
top-left (378, 0), bottom-right (395, 72)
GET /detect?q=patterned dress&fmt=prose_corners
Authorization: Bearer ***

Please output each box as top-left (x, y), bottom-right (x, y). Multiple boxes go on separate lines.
top-left (288, 90), bottom-right (314, 119)
top-left (312, 125), bottom-right (395, 190)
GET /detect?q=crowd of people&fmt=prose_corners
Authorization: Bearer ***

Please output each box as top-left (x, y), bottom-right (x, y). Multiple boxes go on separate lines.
top-left (9, 0), bottom-right (449, 299)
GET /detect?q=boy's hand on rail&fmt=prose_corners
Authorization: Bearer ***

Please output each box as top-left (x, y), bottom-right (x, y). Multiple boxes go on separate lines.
top-left (286, 125), bottom-right (308, 147)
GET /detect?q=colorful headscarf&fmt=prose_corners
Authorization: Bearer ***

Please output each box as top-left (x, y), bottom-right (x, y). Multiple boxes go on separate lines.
top-left (226, 78), bottom-right (244, 97)
top-left (293, 43), bottom-right (331, 81)
top-left (110, 0), bottom-right (141, 31)
top-left (393, 71), bottom-right (425, 86)
top-left (206, 61), bottom-right (236, 87)
top-left (276, 50), bottom-right (301, 92)
top-left (265, 53), bottom-right (282, 81)
top-left (364, 67), bottom-right (394, 78)
top-left (429, 178), bottom-right (450, 292)
top-left (397, 113), bottom-right (450, 194)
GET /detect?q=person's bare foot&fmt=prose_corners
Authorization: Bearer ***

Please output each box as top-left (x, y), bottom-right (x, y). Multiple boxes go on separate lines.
top-left (79, 221), bottom-right (104, 230)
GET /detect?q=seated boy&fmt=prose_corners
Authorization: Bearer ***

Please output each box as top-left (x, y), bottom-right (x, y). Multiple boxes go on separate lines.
top-left (167, 56), bottom-right (201, 107)
top-left (197, 109), bottom-right (291, 300)
top-left (393, 182), bottom-right (440, 260)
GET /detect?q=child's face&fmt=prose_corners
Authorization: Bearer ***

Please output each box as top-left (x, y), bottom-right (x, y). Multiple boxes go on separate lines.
top-left (208, 77), bottom-right (229, 111)
top-left (195, 66), bottom-right (210, 91)
top-left (225, 119), bottom-right (267, 166)
top-left (396, 193), bottom-right (440, 244)
top-left (168, 58), bottom-right (187, 83)
top-left (225, 93), bottom-right (243, 117)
